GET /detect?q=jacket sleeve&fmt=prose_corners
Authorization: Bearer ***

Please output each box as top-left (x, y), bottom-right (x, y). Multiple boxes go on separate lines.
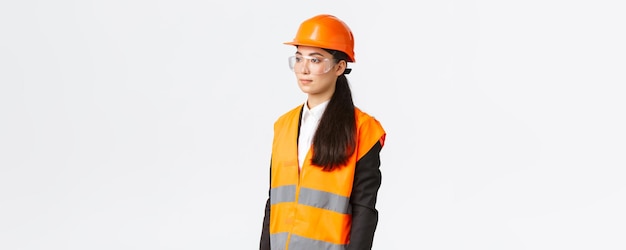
top-left (259, 164), bottom-right (271, 250)
top-left (347, 140), bottom-right (383, 250)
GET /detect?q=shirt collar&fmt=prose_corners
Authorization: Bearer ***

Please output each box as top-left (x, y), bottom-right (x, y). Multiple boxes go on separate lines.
top-left (302, 99), bottom-right (330, 122)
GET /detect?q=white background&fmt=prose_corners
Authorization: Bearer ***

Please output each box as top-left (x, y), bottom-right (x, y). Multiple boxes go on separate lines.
top-left (1, 0), bottom-right (625, 249)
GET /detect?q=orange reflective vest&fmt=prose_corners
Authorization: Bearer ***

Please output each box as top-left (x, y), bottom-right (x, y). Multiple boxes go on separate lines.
top-left (269, 105), bottom-right (386, 250)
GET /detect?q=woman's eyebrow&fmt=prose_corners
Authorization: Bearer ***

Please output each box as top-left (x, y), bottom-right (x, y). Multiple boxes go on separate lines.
top-left (295, 51), bottom-right (325, 57)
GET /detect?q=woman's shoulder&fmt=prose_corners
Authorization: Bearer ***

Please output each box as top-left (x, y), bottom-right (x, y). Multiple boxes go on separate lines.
top-left (354, 106), bottom-right (380, 121)
top-left (274, 104), bottom-right (304, 123)
top-left (354, 106), bottom-right (386, 149)
top-left (354, 106), bottom-right (384, 129)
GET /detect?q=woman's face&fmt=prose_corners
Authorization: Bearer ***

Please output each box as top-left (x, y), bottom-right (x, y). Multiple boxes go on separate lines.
top-left (291, 46), bottom-right (345, 100)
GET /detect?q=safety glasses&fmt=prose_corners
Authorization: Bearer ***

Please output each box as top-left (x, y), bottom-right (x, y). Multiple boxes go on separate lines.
top-left (288, 55), bottom-right (337, 75)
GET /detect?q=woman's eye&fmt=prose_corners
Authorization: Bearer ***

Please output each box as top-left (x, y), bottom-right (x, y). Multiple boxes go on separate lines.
top-left (310, 58), bottom-right (321, 63)
top-left (295, 57), bottom-right (303, 62)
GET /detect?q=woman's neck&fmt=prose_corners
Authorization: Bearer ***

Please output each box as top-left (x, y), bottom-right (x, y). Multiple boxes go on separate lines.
top-left (306, 95), bottom-right (331, 109)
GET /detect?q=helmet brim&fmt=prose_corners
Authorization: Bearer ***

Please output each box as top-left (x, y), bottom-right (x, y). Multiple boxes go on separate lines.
top-left (283, 41), bottom-right (355, 63)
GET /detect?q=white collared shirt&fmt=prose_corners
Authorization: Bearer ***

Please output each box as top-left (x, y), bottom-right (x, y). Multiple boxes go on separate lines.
top-left (298, 100), bottom-right (330, 169)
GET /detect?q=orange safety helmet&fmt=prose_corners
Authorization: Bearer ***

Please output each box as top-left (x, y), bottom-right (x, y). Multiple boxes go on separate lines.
top-left (284, 14), bottom-right (356, 62)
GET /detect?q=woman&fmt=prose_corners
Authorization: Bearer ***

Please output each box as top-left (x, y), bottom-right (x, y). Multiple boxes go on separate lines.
top-left (260, 14), bottom-right (386, 250)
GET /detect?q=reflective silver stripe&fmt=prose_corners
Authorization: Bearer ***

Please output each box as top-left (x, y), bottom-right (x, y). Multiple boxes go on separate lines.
top-left (270, 185), bottom-right (296, 205)
top-left (270, 232), bottom-right (289, 250)
top-left (289, 234), bottom-right (346, 250)
top-left (298, 187), bottom-right (351, 214)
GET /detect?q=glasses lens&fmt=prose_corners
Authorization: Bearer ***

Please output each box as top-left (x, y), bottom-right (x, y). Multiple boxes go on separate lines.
top-left (288, 56), bottom-right (296, 71)
top-left (288, 55), bottom-right (333, 74)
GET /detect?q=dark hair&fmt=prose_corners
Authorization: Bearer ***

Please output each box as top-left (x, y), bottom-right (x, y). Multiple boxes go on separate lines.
top-left (311, 49), bottom-right (356, 171)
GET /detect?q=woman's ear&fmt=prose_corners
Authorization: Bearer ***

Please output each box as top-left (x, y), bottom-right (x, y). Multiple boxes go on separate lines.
top-left (334, 60), bottom-right (347, 76)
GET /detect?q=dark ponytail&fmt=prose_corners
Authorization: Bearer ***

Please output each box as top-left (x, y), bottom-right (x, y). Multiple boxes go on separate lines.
top-left (311, 50), bottom-right (356, 171)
